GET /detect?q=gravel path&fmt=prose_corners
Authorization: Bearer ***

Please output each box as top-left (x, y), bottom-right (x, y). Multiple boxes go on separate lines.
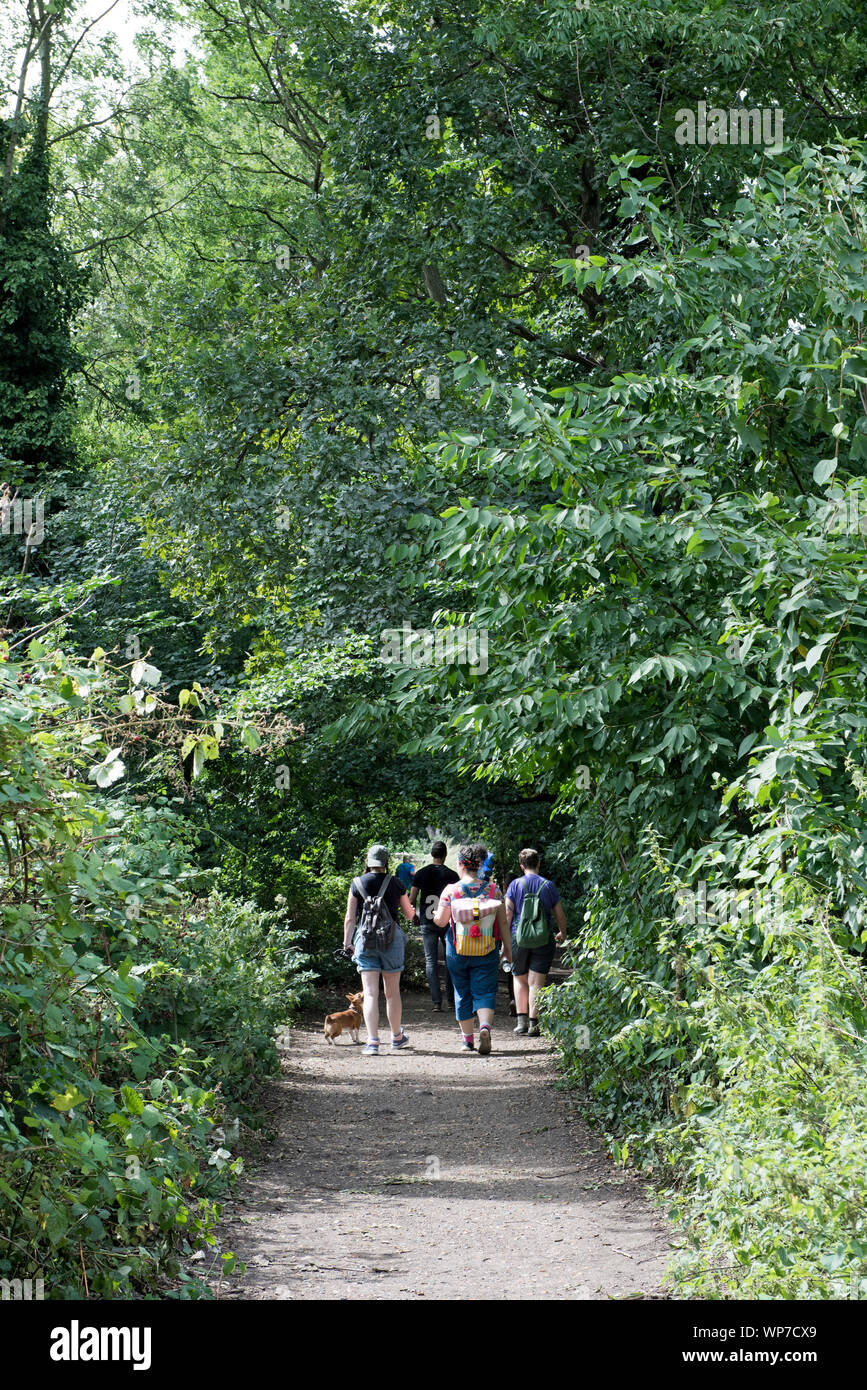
top-left (214, 991), bottom-right (673, 1300)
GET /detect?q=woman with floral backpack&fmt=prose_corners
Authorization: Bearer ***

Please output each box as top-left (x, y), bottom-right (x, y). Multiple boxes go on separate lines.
top-left (433, 842), bottom-right (512, 1054)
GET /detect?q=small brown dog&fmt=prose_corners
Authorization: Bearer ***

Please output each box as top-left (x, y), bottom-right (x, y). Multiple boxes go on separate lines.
top-left (324, 992), bottom-right (364, 1045)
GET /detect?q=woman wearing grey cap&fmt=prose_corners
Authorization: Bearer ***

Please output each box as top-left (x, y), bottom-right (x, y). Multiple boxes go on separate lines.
top-left (342, 845), bottom-right (417, 1055)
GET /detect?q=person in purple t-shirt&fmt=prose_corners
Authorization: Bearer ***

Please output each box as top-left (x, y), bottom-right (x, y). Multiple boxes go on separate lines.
top-left (505, 847), bottom-right (568, 1037)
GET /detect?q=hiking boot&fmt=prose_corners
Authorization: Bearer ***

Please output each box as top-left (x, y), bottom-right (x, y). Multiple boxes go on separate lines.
top-left (513, 1014), bottom-right (529, 1034)
top-left (478, 1027), bottom-right (492, 1056)
top-left (461, 1037), bottom-right (475, 1052)
top-left (432, 1002), bottom-right (442, 1012)
top-left (527, 1018), bottom-right (540, 1037)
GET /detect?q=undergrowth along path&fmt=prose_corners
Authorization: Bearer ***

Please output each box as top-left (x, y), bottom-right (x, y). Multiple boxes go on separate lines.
top-left (214, 992), bottom-right (673, 1300)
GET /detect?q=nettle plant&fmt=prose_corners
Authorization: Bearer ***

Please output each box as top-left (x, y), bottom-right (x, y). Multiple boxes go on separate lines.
top-left (0, 634), bottom-right (310, 1297)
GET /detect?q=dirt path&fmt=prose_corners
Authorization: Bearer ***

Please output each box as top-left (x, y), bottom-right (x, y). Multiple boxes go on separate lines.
top-left (214, 991), bottom-right (673, 1300)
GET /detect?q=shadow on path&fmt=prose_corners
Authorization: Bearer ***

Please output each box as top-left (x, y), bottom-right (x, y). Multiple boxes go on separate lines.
top-left (214, 993), bottom-right (673, 1301)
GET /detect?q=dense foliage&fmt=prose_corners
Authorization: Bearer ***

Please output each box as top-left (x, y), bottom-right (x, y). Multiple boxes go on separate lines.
top-left (0, 638), bottom-right (313, 1297)
top-left (3, 0), bottom-right (867, 1299)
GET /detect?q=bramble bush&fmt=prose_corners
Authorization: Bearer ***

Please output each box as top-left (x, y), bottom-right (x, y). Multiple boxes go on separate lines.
top-left (134, 893), bottom-right (314, 1117)
top-left (0, 637), bottom-right (312, 1298)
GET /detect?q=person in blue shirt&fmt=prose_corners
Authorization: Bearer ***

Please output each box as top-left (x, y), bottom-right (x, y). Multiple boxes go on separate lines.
top-left (395, 857), bottom-right (415, 893)
top-left (505, 847), bottom-right (567, 1037)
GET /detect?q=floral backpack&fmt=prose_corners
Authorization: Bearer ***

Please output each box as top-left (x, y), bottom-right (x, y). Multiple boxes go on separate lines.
top-left (449, 882), bottom-right (502, 957)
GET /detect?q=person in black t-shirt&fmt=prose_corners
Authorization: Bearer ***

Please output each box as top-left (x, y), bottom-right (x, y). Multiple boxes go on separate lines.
top-left (410, 841), bottom-right (459, 1010)
top-left (342, 845), bottom-right (416, 1054)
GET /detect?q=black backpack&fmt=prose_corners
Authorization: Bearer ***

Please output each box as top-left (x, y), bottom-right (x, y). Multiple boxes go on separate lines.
top-left (353, 874), bottom-right (398, 952)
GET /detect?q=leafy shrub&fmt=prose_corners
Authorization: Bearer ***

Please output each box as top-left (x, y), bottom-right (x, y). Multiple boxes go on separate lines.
top-left (545, 865), bottom-right (867, 1299)
top-left (134, 894), bottom-right (315, 1115)
top-left (0, 640), bottom-right (312, 1298)
top-left (657, 907), bottom-right (867, 1299)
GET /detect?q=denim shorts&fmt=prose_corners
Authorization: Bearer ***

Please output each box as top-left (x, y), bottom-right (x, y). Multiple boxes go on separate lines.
top-left (354, 925), bottom-right (406, 974)
top-left (445, 943), bottom-right (500, 1018)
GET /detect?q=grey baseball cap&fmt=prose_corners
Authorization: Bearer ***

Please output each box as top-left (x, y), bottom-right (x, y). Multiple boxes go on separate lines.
top-left (366, 844), bottom-right (389, 868)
